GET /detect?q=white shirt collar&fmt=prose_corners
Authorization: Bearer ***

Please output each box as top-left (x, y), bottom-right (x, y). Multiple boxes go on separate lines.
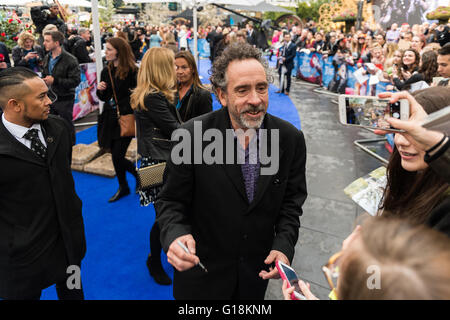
top-left (2, 113), bottom-right (43, 140)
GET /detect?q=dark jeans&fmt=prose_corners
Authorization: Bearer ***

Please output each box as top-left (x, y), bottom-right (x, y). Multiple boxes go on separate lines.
top-left (50, 98), bottom-right (75, 145)
top-left (111, 136), bottom-right (137, 189)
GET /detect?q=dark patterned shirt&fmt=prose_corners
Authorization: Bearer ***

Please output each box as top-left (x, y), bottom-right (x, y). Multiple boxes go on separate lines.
top-left (236, 125), bottom-right (263, 203)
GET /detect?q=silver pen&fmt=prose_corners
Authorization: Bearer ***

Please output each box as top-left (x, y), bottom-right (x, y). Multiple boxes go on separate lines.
top-left (177, 240), bottom-right (208, 273)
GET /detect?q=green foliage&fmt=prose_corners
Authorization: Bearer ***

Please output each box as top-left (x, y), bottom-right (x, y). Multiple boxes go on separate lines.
top-left (113, 0), bottom-right (123, 8)
top-left (296, 0), bottom-right (329, 22)
top-left (262, 7), bottom-right (294, 22)
top-left (0, 10), bottom-right (33, 52)
top-left (100, 0), bottom-right (116, 23)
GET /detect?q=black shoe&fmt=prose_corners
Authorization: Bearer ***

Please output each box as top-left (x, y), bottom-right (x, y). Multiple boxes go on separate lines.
top-left (108, 187), bottom-right (130, 202)
top-left (146, 254), bottom-right (172, 285)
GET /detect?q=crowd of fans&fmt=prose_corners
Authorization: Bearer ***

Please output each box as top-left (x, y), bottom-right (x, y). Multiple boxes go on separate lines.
top-left (0, 4), bottom-right (449, 301)
top-left (269, 20), bottom-right (450, 93)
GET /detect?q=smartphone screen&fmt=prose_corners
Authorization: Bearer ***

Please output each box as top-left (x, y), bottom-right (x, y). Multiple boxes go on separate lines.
top-left (345, 97), bottom-right (401, 129)
top-left (281, 263), bottom-right (302, 293)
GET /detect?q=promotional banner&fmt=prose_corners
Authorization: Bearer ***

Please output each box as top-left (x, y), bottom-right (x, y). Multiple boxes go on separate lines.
top-left (293, 52), bottom-right (394, 96)
top-left (295, 52), bottom-right (323, 85)
top-left (187, 38), bottom-right (211, 58)
top-left (73, 62), bottom-right (100, 121)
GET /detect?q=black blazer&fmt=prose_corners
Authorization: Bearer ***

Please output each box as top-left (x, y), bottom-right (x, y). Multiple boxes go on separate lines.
top-left (247, 29), bottom-right (258, 46)
top-left (0, 115), bottom-right (86, 299)
top-left (279, 42), bottom-right (297, 70)
top-left (177, 86), bottom-right (212, 122)
top-left (97, 65), bottom-right (137, 117)
top-left (155, 107), bottom-right (307, 299)
top-left (135, 92), bottom-right (181, 161)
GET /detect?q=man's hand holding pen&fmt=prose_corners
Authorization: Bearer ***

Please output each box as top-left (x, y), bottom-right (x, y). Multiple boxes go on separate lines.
top-left (167, 234), bottom-right (208, 272)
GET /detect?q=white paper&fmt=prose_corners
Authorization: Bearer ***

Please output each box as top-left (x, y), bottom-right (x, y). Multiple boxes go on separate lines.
top-left (365, 63), bottom-right (376, 71)
top-left (344, 167), bottom-right (387, 216)
top-left (369, 74), bottom-right (379, 85)
top-left (354, 67), bottom-right (369, 84)
top-left (410, 80), bottom-right (429, 92)
top-left (299, 49), bottom-right (310, 55)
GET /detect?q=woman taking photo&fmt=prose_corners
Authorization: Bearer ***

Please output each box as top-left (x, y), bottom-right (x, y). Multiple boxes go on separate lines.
top-left (391, 48), bottom-right (420, 91)
top-left (379, 87), bottom-right (450, 236)
top-left (12, 32), bottom-right (45, 73)
top-left (131, 47), bottom-right (181, 285)
top-left (175, 51), bottom-right (212, 122)
top-left (97, 37), bottom-right (138, 203)
top-left (392, 50), bottom-right (438, 91)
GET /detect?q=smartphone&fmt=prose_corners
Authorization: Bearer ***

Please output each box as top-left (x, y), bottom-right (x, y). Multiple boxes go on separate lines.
top-left (275, 260), bottom-right (307, 300)
top-left (338, 94), bottom-right (409, 132)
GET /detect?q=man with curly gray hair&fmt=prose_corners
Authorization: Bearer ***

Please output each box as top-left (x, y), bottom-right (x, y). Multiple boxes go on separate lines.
top-left (156, 42), bottom-right (307, 300)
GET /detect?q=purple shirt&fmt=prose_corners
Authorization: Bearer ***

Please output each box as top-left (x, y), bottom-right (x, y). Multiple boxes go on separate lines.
top-left (386, 29), bottom-right (400, 43)
top-left (236, 125), bottom-right (263, 203)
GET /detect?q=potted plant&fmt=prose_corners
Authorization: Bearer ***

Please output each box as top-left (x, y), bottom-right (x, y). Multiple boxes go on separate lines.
top-left (332, 9), bottom-right (357, 33)
top-left (426, 6), bottom-right (450, 25)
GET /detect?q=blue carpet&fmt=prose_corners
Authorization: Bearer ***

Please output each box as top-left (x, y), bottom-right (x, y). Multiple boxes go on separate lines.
top-left (41, 58), bottom-right (300, 300)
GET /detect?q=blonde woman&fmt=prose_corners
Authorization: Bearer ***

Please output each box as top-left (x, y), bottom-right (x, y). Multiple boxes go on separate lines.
top-left (12, 32), bottom-right (45, 72)
top-left (131, 47), bottom-right (181, 285)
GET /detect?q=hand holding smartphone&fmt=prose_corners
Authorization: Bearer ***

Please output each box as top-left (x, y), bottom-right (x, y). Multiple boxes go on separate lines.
top-left (276, 261), bottom-right (307, 300)
top-left (339, 94), bottom-right (409, 132)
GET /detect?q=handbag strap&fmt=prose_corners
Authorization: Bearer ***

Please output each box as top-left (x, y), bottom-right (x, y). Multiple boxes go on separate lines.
top-left (107, 64), bottom-right (121, 118)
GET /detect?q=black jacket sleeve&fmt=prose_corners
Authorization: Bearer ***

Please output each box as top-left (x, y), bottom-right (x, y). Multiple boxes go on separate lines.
top-left (143, 93), bottom-right (181, 138)
top-left (96, 67), bottom-right (113, 102)
top-left (72, 39), bottom-right (92, 64)
top-left (393, 73), bottom-right (425, 91)
top-left (53, 54), bottom-right (80, 91)
top-left (193, 88), bottom-right (213, 118)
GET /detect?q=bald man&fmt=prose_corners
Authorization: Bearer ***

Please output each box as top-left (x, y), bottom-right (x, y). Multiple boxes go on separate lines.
top-left (0, 67), bottom-right (86, 300)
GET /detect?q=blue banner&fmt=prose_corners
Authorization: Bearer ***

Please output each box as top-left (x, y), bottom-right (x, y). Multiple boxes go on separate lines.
top-left (187, 39), bottom-right (211, 58)
top-left (291, 52), bottom-right (394, 95)
top-left (296, 52), bottom-right (322, 85)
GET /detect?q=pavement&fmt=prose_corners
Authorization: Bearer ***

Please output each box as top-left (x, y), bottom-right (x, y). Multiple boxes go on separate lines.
top-left (264, 79), bottom-right (387, 300)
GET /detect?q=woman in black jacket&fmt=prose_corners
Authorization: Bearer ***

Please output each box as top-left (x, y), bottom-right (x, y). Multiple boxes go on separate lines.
top-left (11, 32), bottom-right (45, 72)
top-left (175, 50), bottom-right (212, 122)
top-left (97, 37), bottom-right (138, 202)
top-left (131, 47), bottom-right (181, 285)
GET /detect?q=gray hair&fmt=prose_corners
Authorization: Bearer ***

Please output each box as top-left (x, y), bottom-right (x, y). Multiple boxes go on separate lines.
top-left (79, 28), bottom-right (89, 35)
top-left (209, 42), bottom-right (272, 100)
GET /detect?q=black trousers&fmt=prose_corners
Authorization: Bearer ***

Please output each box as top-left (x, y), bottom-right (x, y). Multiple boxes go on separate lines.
top-left (50, 98), bottom-right (75, 145)
top-left (6, 275), bottom-right (84, 300)
top-left (111, 136), bottom-right (136, 189)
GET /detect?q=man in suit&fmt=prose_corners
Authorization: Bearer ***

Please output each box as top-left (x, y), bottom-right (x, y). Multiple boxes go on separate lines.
top-left (276, 33), bottom-right (297, 95)
top-left (156, 43), bottom-right (307, 299)
top-left (0, 67), bottom-right (86, 300)
top-left (246, 22), bottom-right (258, 47)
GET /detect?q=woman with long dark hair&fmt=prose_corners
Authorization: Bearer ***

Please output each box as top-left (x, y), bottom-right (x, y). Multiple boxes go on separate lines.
top-left (391, 48), bottom-right (420, 91)
top-left (97, 37), bottom-right (138, 202)
top-left (175, 50), bottom-right (212, 122)
top-left (392, 50), bottom-right (438, 91)
top-left (380, 87), bottom-right (450, 236)
top-left (131, 47), bottom-right (181, 285)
